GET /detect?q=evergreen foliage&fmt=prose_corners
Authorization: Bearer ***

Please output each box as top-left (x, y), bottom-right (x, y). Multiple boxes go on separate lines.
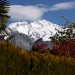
top-left (0, 0), bottom-right (10, 32)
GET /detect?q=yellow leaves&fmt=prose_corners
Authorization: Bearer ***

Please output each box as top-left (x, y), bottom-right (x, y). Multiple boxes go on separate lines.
top-left (0, 41), bottom-right (75, 75)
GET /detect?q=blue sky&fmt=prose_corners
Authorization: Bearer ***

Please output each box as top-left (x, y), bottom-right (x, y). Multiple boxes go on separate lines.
top-left (7, 0), bottom-right (75, 25)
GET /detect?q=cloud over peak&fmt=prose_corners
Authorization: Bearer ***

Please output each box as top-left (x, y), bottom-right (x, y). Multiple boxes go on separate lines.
top-left (9, 1), bottom-right (75, 21)
top-left (9, 5), bottom-right (47, 21)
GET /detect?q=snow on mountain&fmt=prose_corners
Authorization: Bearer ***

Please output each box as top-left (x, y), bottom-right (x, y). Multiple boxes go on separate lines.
top-left (7, 19), bottom-right (62, 41)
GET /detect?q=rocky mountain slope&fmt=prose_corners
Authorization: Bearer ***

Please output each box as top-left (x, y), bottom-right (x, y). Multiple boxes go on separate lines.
top-left (4, 19), bottom-right (63, 50)
top-left (7, 19), bottom-right (62, 41)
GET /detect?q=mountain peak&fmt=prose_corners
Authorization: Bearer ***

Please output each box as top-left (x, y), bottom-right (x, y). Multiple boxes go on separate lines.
top-left (7, 19), bottom-right (62, 41)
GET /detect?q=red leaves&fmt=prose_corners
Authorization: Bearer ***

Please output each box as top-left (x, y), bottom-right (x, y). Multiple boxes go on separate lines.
top-left (52, 38), bottom-right (75, 57)
top-left (31, 42), bottom-right (50, 53)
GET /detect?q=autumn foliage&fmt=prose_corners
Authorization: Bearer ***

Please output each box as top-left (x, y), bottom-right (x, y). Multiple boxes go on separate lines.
top-left (31, 42), bottom-right (50, 53)
top-left (0, 41), bottom-right (75, 75)
top-left (50, 18), bottom-right (75, 57)
top-left (51, 38), bottom-right (75, 57)
top-left (0, 15), bottom-right (75, 74)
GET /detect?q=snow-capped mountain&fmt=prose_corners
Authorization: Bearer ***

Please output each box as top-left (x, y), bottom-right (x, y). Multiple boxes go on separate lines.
top-left (7, 19), bottom-right (62, 41)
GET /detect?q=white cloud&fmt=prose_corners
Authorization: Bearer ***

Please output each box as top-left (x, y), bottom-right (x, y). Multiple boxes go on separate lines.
top-left (50, 2), bottom-right (75, 11)
top-left (9, 5), bottom-right (47, 21)
top-left (9, 1), bottom-right (75, 21)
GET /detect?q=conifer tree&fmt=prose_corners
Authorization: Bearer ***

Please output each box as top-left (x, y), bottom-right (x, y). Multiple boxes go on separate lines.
top-left (0, 0), bottom-right (10, 33)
